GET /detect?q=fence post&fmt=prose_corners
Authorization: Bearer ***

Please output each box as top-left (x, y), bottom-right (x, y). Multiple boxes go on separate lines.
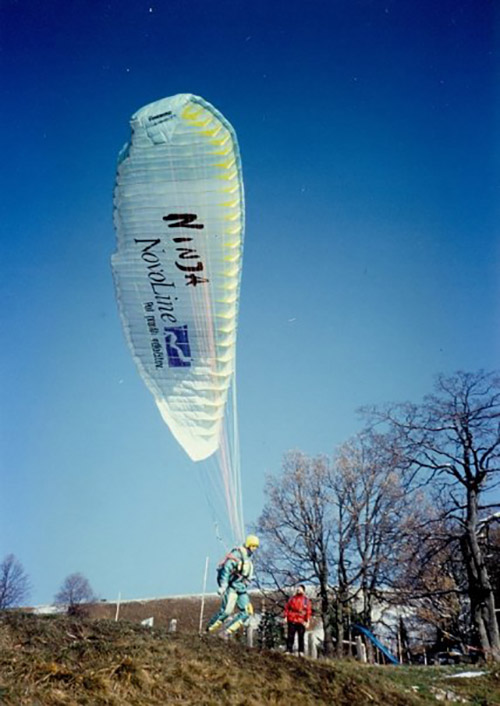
top-left (198, 556), bottom-right (209, 634)
top-left (115, 592), bottom-right (121, 622)
top-left (356, 635), bottom-right (367, 663)
top-left (247, 626), bottom-right (254, 648)
top-left (309, 632), bottom-right (318, 659)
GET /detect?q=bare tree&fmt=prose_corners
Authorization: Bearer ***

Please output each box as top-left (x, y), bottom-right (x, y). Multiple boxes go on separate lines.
top-left (364, 370), bottom-right (500, 661)
top-left (394, 511), bottom-right (470, 654)
top-left (324, 431), bottom-right (420, 656)
top-left (54, 573), bottom-right (96, 615)
top-left (256, 443), bottom-right (415, 657)
top-left (329, 450), bottom-right (358, 657)
top-left (333, 435), bottom-right (411, 610)
top-left (256, 451), bottom-right (336, 654)
top-left (0, 554), bottom-right (30, 609)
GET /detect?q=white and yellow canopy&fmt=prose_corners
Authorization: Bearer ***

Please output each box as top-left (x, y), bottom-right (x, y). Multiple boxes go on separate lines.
top-left (112, 94), bottom-right (244, 470)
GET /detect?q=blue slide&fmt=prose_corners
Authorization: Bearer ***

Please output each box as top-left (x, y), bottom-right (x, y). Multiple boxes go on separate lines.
top-left (354, 625), bottom-right (400, 665)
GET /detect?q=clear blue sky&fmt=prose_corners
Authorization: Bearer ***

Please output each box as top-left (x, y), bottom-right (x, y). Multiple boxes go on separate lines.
top-left (1, 0), bottom-right (498, 606)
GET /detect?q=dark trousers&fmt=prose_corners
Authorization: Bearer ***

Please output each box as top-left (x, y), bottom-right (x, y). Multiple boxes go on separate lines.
top-left (286, 621), bottom-right (306, 653)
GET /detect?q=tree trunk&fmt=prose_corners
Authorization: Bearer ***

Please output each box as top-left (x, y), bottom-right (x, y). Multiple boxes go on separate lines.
top-left (320, 595), bottom-right (334, 656)
top-left (461, 487), bottom-right (500, 662)
top-left (318, 562), bottom-right (333, 656)
top-left (336, 596), bottom-right (344, 658)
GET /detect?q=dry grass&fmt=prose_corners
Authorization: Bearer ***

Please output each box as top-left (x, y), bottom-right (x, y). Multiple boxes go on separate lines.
top-left (0, 611), bottom-right (498, 705)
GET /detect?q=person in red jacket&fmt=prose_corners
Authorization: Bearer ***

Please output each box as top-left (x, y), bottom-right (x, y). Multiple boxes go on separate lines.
top-left (284, 585), bottom-right (311, 655)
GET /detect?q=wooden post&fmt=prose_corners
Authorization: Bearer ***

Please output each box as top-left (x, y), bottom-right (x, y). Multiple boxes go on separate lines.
top-left (356, 635), bottom-right (367, 663)
top-left (247, 626), bottom-right (254, 648)
top-left (366, 638), bottom-right (374, 664)
top-left (309, 632), bottom-right (318, 659)
top-left (198, 556), bottom-right (209, 634)
top-left (115, 592), bottom-right (121, 622)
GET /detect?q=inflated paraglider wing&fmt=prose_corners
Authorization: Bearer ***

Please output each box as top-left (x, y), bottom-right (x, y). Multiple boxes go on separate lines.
top-left (112, 94), bottom-right (244, 462)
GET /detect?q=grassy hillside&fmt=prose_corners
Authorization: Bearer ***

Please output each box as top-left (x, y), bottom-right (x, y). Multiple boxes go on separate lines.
top-left (0, 612), bottom-right (498, 705)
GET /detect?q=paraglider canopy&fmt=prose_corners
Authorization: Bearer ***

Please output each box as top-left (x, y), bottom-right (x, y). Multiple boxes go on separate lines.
top-left (112, 94), bottom-right (245, 538)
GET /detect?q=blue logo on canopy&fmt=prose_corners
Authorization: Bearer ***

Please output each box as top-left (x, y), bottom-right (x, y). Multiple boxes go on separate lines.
top-left (165, 325), bottom-right (192, 367)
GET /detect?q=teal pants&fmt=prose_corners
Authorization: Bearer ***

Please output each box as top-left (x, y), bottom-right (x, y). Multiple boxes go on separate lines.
top-left (207, 586), bottom-right (252, 633)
